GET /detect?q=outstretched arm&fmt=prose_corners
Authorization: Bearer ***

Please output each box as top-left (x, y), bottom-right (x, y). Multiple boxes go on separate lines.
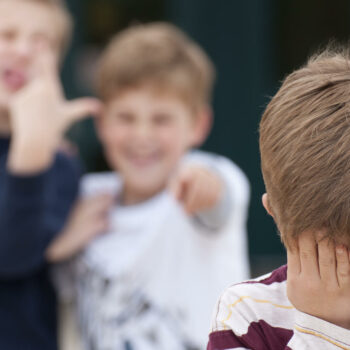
top-left (169, 164), bottom-right (229, 229)
top-left (169, 152), bottom-right (249, 231)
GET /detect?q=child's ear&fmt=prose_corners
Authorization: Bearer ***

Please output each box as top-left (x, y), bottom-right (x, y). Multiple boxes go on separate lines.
top-left (191, 105), bottom-right (213, 147)
top-left (262, 193), bottom-right (274, 218)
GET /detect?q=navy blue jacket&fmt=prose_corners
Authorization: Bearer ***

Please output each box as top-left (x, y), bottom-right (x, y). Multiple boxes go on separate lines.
top-left (0, 138), bottom-right (80, 349)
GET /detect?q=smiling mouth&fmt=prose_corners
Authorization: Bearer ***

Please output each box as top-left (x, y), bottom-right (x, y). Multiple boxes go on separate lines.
top-left (2, 68), bottom-right (27, 91)
top-left (128, 152), bottom-right (161, 167)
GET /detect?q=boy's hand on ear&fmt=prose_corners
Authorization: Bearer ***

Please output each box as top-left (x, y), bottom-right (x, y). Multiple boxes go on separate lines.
top-left (287, 231), bottom-right (350, 329)
top-left (46, 194), bottom-right (113, 262)
top-left (169, 165), bottom-right (223, 215)
top-left (8, 48), bottom-right (102, 174)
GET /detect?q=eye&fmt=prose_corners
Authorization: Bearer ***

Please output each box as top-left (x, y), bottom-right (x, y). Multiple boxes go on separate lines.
top-left (0, 29), bottom-right (16, 42)
top-left (153, 113), bottom-right (173, 126)
top-left (114, 112), bottom-right (135, 124)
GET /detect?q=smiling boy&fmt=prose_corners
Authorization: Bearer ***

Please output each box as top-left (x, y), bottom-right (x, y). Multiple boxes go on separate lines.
top-left (48, 22), bottom-right (250, 349)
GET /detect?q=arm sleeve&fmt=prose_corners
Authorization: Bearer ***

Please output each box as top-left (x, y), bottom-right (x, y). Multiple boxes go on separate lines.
top-left (0, 153), bottom-right (80, 279)
top-left (195, 178), bottom-right (232, 230)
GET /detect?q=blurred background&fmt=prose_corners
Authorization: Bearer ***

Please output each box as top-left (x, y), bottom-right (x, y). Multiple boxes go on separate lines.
top-left (62, 0), bottom-right (350, 277)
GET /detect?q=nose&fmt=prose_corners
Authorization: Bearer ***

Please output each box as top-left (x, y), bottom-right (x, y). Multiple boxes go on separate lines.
top-left (134, 120), bottom-right (153, 141)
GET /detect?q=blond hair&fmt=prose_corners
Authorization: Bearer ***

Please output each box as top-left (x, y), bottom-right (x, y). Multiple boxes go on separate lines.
top-left (96, 22), bottom-right (215, 110)
top-left (260, 48), bottom-right (350, 245)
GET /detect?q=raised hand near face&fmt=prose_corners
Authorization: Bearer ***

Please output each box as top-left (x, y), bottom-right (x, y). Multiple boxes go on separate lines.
top-left (287, 231), bottom-right (350, 330)
top-left (8, 46), bottom-right (102, 174)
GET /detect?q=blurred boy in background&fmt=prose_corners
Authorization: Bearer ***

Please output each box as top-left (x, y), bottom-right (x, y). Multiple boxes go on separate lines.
top-left (0, 0), bottom-right (102, 349)
top-left (48, 22), bottom-right (250, 350)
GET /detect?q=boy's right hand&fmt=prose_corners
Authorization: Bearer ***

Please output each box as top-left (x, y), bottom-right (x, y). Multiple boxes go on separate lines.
top-left (46, 193), bottom-right (114, 263)
top-left (287, 231), bottom-right (350, 329)
top-left (169, 165), bottom-right (223, 215)
top-left (8, 48), bottom-right (102, 174)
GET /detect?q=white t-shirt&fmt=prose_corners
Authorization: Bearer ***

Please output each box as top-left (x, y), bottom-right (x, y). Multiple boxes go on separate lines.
top-left (58, 151), bottom-right (250, 350)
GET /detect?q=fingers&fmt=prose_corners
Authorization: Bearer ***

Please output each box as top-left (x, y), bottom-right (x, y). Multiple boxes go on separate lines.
top-left (169, 167), bottom-right (197, 214)
top-left (82, 193), bottom-right (114, 213)
top-left (75, 193), bottom-right (113, 220)
top-left (298, 231), bottom-right (319, 278)
top-left (32, 45), bottom-right (60, 89)
top-left (63, 98), bottom-right (103, 127)
top-left (318, 237), bottom-right (337, 286)
top-left (70, 194), bottom-right (113, 235)
top-left (184, 174), bottom-right (221, 214)
top-left (39, 48), bottom-right (58, 80)
top-left (169, 166), bottom-right (222, 215)
top-left (90, 214), bottom-right (110, 235)
top-left (336, 245), bottom-right (350, 288)
top-left (292, 230), bottom-right (350, 289)
top-left (168, 169), bottom-right (190, 202)
top-left (183, 179), bottom-right (202, 214)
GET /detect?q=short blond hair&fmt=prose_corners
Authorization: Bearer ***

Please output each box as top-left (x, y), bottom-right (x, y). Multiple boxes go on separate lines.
top-left (9, 0), bottom-right (73, 55)
top-left (260, 48), bottom-right (350, 245)
top-left (96, 22), bottom-right (215, 110)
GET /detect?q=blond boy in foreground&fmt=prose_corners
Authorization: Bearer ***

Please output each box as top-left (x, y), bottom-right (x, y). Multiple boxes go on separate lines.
top-left (207, 49), bottom-right (350, 349)
top-left (0, 0), bottom-right (103, 349)
top-left (48, 23), bottom-right (250, 350)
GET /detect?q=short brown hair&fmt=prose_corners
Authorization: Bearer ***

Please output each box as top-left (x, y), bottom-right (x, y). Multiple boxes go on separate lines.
top-left (260, 48), bottom-right (350, 245)
top-left (96, 22), bottom-right (215, 110)
top-left (8, 0), bottom-right (73, 55)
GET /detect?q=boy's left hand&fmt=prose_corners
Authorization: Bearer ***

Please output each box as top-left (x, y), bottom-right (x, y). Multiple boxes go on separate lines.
top-left (8, 48), bottom-right (102, 174)
top-left (169, 165), bottom-right (223, 215)
top-left (46, 194), bottom-right (113, 262)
